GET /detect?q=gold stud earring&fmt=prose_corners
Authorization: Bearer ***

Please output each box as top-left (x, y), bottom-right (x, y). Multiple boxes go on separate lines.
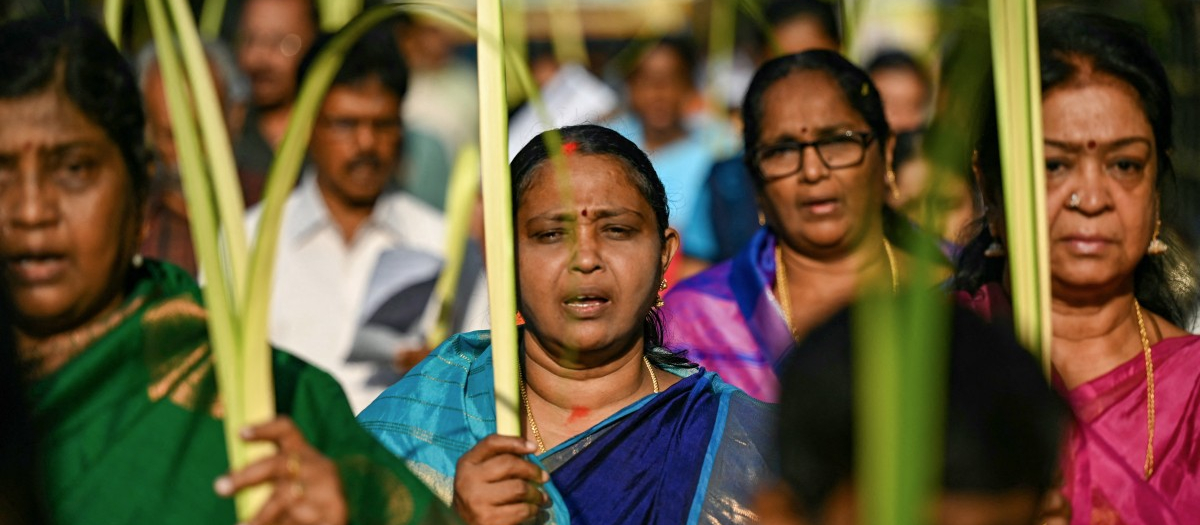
top-left (1147, 219), bottom-right (1168, 255)
top-left (885, 170), bottom-right (901, 201)
top-left (984, 225), bottom-right (1006, 258)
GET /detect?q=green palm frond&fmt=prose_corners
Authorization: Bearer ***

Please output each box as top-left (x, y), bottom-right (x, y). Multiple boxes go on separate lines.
top-left (989, 0), bottom-right (1052, 370)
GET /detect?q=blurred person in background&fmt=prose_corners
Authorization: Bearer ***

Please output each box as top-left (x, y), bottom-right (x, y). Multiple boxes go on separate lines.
top-left (246, 28), bottom-right (488, 414)
top-left (885, 130), bottom-right (978, 256)
top-left (756, 301), bottom-right (1068, 525)
top-left (137, 39), bottom-right (265, 276)
top-left (395, 14), bottom-right (477, 167)
top-left (664, 50), bottom-right (946, 402)
top-left (608, 36), bottom-right (730, 280)
top-left (692, 0), bottom-right (843, 266)
top-left (234, 0), bottom-right (319, 175)
top-left (507, 42), bottom-right (620, 162)
top-left (865, 49), bottom-right (933, 134)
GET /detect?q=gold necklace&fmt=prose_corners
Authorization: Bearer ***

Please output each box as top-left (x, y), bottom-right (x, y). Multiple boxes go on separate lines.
top-left (519, 355), bottom-right (660, 454)
top-left (775, 239), bottom-right (898, 340)
top-left (1134, 300), bottom-right (1156, 479)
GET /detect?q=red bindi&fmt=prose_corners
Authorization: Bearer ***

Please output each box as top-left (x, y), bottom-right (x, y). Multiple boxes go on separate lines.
top-left (1086, 140), bottom-right (1097, 150)
top-left (567, 406), bottom-right (590, 423)
top-left (580, 209), bottom-right (588, 217)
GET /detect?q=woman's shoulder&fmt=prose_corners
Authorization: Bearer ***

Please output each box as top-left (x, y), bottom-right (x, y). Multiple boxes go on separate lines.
top-left (356, 330), bottom-right (494, 428)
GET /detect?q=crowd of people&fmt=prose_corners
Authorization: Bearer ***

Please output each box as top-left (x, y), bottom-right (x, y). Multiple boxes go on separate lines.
top-left (2, 0), bottom-right (1198, 524)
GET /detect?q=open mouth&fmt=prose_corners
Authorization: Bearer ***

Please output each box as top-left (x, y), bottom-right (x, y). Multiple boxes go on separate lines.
top-left (801, 197), bottom-right (840, 215)
top-left (6, 253), bottom-right (68, 284)
top-left (563, 293), bottom-right (611, 317)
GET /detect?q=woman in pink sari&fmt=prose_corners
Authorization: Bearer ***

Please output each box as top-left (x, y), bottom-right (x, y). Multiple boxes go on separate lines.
top-left (954, 9), bottom-right (1200, 523)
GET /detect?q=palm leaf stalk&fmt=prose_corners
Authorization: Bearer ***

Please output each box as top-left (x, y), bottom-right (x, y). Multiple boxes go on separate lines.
top-left (988, 0), bottom-right (1052, 371)
top-left (388, 2), bottom-right (573, 351)
top-left (165, 0), bottom-right (250, 304)
top-left (427, 145), bottom-right (482, 348)
top-left (852, 286), bottom-right (947, 525)
top-left (317, 0), bottom-right (364, 32)
top-left (704, 0), bottom-right (736, 114)
top-left (143, 0), bottom-right (275, 519)
top-left (243, 3), bottom-right (558, 441)
top-left (240, 5), bottom-right (412, 428)
top-left (104, 0), bottom-right (125, 45)
top-left (475, 0), bottom-right (521, 437)
top-left (504, 0), bottom-right (528, 106)
top-left (548, 0), bottom-right (587, 65)
top-left (198, 0), bottom-right (227, 37)
top-left (839, 0), bottom-right (867, 58)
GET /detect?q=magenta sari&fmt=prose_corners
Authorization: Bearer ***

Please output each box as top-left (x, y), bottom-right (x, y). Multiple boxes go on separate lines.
top-left (957, 286), bottom-right (1200, 522)
top-left (1059, 334), bottom-right (1200, 524)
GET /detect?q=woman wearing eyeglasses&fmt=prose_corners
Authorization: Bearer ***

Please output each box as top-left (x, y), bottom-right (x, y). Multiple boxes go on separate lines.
top-left (661, 50), bottom-right (928, 402)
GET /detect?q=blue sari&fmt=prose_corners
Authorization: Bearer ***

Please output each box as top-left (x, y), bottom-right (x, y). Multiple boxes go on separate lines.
top-left (358, 331), bottom-right (773, 524)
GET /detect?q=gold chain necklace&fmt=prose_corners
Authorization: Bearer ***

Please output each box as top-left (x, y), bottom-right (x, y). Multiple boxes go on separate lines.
top-left (519, 355), bottom-right (660, 454)
top-left (1134, 300), bottom-right (1156, 479)
top-left (775, 239), bottom-right (898, 340)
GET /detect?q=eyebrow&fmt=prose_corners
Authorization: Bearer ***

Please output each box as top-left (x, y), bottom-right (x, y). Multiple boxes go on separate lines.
top-left (764, 123), bottom-right (862, 142)
top-left (525, 207), bottom-right (645, 224)
top-left (1044, 137), bottom-right (1152, 152)
top-left (0, 140), bottom-right (100, 159)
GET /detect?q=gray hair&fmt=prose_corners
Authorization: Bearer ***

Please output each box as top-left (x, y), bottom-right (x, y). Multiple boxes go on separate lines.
top-left (135, 38), bottom-right (249, 109)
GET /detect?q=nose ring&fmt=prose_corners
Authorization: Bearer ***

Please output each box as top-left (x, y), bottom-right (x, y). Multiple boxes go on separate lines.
top-left (1067, 193), bottom-right (1081, 209)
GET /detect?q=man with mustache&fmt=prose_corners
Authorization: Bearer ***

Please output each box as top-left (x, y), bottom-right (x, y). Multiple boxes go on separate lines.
top-left (246, 28), bottom-right (488, 413)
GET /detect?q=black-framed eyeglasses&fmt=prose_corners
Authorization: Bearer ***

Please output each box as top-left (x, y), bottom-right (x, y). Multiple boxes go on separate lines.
top-left (754, 130), bottom-right (876, 180)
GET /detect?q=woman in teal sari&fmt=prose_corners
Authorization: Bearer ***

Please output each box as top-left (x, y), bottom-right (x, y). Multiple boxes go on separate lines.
top-left (359, 125), bottom-right (773, 524)
top-left (0, 17), bottom-right (453, 525)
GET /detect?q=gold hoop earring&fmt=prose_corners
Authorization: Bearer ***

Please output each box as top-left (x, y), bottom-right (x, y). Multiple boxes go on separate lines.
top-left (1147, 219), bottom-right (1168, 255)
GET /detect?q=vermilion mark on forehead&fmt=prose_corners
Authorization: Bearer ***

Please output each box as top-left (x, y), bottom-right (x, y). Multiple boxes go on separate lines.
top-left (580, 208), bottom-right (588, 217)
top-left (1087, 140), bottom-right (1097, 150)
top-left (801, 127), bottom-right (808, 134)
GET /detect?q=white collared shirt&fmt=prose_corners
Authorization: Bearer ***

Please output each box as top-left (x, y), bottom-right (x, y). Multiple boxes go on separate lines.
top-left (246, 172), bottom-right (488, 413)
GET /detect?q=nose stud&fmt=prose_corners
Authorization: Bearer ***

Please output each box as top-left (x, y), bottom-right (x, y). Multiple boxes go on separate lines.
top-left (1067, 193), bottom-right (1081, 209)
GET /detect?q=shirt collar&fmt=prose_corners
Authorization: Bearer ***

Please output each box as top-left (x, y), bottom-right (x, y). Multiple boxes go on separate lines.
top-left (286, 166), bottom-right (408, 245)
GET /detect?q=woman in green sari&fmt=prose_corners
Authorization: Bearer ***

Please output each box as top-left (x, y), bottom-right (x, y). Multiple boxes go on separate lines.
top-left (0, 17), bottom-right (453, 525)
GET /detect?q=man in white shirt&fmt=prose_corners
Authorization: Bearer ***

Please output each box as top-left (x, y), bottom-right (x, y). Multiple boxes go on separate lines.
top-left (247, 28), bottom-right (487, 413)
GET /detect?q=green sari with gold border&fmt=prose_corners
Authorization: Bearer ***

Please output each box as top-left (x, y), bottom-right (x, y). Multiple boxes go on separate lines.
top-left (19, 260), bottom-right (456, 525)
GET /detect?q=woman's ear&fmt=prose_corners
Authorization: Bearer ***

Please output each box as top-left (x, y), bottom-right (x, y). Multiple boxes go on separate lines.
top-left (661, 227), bottom-right (681, 273)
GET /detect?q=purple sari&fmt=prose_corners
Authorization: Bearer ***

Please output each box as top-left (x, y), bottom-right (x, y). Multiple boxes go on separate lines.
top-left (661, 228), bottom-right (793, 402)
top-left (1059, 334), bottom-right (1200, 524)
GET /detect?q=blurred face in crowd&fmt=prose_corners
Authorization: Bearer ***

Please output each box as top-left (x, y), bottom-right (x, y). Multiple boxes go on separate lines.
top-left (628, 45), bottom-right (693, 139)
top-left (871, 67), bottom-right (929, 133)
top-left (236, 0), bottom-right (316, 110)
top-left (0, 89), bottom-right (140, 339)
top-left (310, 76), bottom-right (403, 210)
top-left (1043, 74), bottom-right (1157, 301)
top-left (890, 157), bottom-right (977, 243)
top-left (515, 153), bottom-right (677, 364)
top-left (769, 17), bottom-right (839, 59)
top-left (142, 62), bottom-right (234, 171)
top-left (755, 70), bottom-right (889, 259)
